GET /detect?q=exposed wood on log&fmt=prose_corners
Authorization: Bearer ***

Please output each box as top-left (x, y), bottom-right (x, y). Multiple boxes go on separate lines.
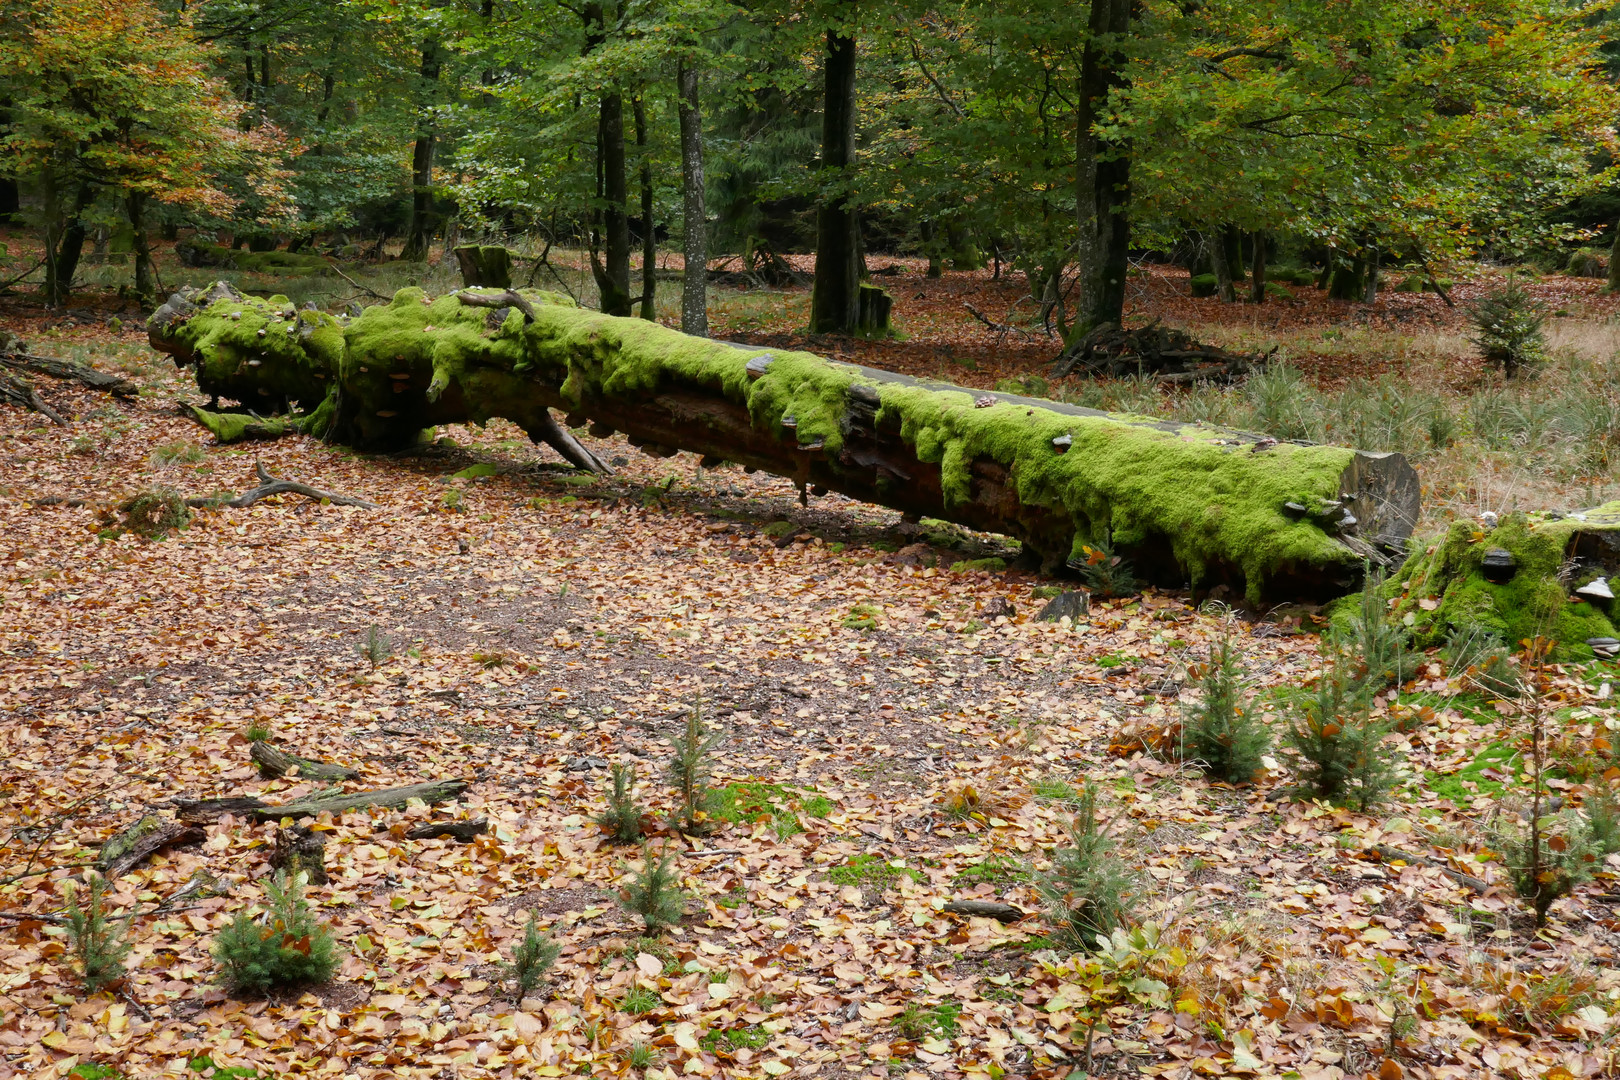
top-left (942, 899), bottom-right (1027, 922)
top-left (1051, 320), bottom-right (1271, 382)
top-left (185, 461), bottom-right (377, 510)
top-left (250, 741), bottom-right (361, 782)
top-left (96, 815), bottom-right (205, 878)
top-left (403, 819), bottom-right (489, 842)
top-left (250, 778), bottom-right (470, 821)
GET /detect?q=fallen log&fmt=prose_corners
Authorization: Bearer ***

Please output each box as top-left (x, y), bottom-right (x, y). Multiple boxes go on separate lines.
top-left (250, 778), bottom-right (470, 821)
top-left (0, 374), bottom-right (65, 424)
top-left (1052, 320), bottom-right (1268, 382)
top-left (96, 815), bottom-right (205, 878)
top-left (176, 796), bottom-right (268, 823)
top-left (250, 741), bottom-right (361, 782)
top-left (402, 818), bottom-right (489, 843)
top-left (1, 349), bottom-right (139, 397)
top-left (149, 283), bottom-right (1421, 603)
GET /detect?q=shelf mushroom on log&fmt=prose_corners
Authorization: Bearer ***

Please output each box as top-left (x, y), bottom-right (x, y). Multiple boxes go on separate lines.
top-left (149, 282), bottom-right (1420, 604)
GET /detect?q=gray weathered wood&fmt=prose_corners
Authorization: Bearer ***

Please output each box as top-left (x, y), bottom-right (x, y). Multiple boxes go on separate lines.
top-left (252, 778), bottom-right (470, 821)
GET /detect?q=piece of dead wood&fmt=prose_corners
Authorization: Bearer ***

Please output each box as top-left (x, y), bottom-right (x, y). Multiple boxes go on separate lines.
top-left (403, 819), bottom-right (489, 843)
top-left (251, 778), bottom-right (471, 821)
top-left (0, 373), bottom-right (66, 424)
top-left (96, 815), bottom-right (205, 878)
top-left (1, 350), bottom-right (138, 396)
top-left (271, 824), bottom-right (329, 884)
top-left (186, 461), bottom-right (377, 510)
top-left (963, 303), bottom-right (1035, 341)
top-left (175, 796), bottom-right (269, 823)
top-left (942, 899), bottom-right (1027, 923)
top-left (1051, 320), bottom-right (1264, 383)
top-left (250, 741), bottom-right (361, 782)
top-left (1370, 845), bottom-right (1490, 892)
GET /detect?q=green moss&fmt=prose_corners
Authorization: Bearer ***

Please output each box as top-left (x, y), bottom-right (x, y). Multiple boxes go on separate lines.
top-left (453, 463), bottom-right (500, 479)
top-left (161, 289), bottom-right (339, 409)
top-left (1425, 741), bottom-right (1518, 806)
top-left (1368, 509), bottom-right (1620, 658)
top-left (950, 557), bottom-right (1008, 573)
top-left (827, 855), bottom-right (925, 890)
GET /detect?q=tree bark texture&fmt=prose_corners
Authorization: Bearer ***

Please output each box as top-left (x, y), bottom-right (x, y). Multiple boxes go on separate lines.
top-left (1073, 0), bottom-right (1133, 335)
top-left (1209, 228), bottom-right (1236, 303)
top-left (128, 191), bottom-right (154, 305)
top-left (809, 25), bottom-right (861, 335)
top-left (594, 91), bottom-right (633, 315)
top-left (1609, 221), bottom-right (1620, 293)
top-left (402, 40), bottom-right (442, 261)
top-left (677, 60), bottom-right (709, 337)
top-left (1250, 232), bottom-right (1267, 305)
top-left (150, 282), bottom-right (1422, 604)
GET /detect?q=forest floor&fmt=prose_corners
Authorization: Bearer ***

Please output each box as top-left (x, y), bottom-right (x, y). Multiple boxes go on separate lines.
top-left (4, 238), bottom-right (1620, 1080)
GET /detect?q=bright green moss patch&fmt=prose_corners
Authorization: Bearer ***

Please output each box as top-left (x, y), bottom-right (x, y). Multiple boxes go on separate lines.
top-left (1425, 741), bottom-right (1518, 806)
top-left (1365, 508), bottom-right (1620, 658)
top-left (827, 855), bottom-right (926, 890)
top-left (452, 463), bottom-right (500, 479)
top-left (714, 782), bottom-right (830, 838)
top-left (951, 557), bottom-right (1008, 573)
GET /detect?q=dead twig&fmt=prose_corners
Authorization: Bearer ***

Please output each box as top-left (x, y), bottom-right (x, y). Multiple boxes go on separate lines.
top-left (186, 461), bottom-right (377, 510)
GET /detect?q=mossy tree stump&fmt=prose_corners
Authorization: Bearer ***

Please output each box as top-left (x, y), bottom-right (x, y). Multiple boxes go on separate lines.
top-left (453, 245), bottom-right (514, 289)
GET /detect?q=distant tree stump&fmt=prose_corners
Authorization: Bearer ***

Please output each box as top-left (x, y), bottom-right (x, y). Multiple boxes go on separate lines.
top-left (270, 825), bottom-right (328, 885)
top-left (454, 245), bottom-right (514, 289)
top-left (856, 283), bottom-right (893, 335)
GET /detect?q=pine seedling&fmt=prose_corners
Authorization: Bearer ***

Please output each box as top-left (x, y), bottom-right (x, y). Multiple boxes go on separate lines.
top-left (359, 624), bottom-right (392, 669)
top-left (667, 705), bottom-right (723, 834)
top-left (502, 910), bottom-right (561, 998)
top-left (595, 762), bottom-right (647, 844)
top-left (1332, 568), bottom-right (1414, 693)
top-left (1587, 788), bottom-right (1620, 857)
top-left (1285, 656), bottom-right (1398, 809)
top-left (619, 845), bottom-right (686, 934)
top-left (1492, 809), bottom-right (1598, 925)
top-left (1036, 786), bottom-right (1139, 950)
top-left (1182, 628), bottom-right (1271, 784)
top-left (1073, 536), bottom-right (1138, 599)
top-left (63, 874), bottom-right (132, 994)
top-left (212, 871), bottom-right (338, 995)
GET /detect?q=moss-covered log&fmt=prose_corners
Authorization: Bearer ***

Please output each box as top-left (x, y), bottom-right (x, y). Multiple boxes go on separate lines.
top-left (1360, 506), bottom-right (1620, 660)
top-left (149, 282), bottom-right (1421, 603)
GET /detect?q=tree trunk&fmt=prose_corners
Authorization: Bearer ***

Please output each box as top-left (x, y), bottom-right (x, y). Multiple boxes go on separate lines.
top-left (677, 59), bottom-right (709, 337)
top-left (49, 183), bottom-right (93, 305)
top-left (1250, 231), bottom-right (1267, 304)
top-left (0, 177), bottom-right (17, 225)
top-left (128, 191), bottom-right (154, 306)
top-left (402, 40), bottom-right (442, 261)
top-left (809, 24), bottom-right (861, 335)
top-left (151, 282), bottom-right (1422, 605)
top-left (1208, 226), bottom-right (1236, 303)
top-left (593, 91), bottom-right (633, 315)
top-left (1073, 0), bottom-right (1133, 336)
top-left (1609, 221), bottom-right (1620, 293)
top-left (633, 96), bottom-right (657, 321)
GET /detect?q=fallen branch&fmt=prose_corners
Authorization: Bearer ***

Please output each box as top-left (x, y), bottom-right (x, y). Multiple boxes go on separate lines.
top-left (942, 899), bottom-right (1027, 923)
top-left (963, 303), bottom-right (1034, 341)
top-left (0, 374), bottom-right (66, 424)
top-left (186, 461), bottom-right (377, 510)
top-left (1051, 320), bottom-right (1262, 382)
top-left (251, 778), bottom-right (471, 821)
top-left (175, 796), bottom-right (268, 823)
top-left (96, 815), bottom-right (205, 879)
top-left (1370, 845), bottom-right (1490, 893)
top-left (403, 819), bottom-right (489, 842)
top-left (250, 741), bottom-right (361, 782)
top-left (327, 261), bottom-right (387, 301)
top-left (1, 349), bottom-right (138, 397)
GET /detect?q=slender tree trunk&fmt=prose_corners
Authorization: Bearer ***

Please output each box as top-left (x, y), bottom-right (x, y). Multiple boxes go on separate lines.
top-left (1250, 231), bottom-right (1267, 304)
top-left (593, 92), bottom-right (633, 315)
top-left (809, 23), bottom-right (860, 335)
top-left (50, 183), bottom-right (93, 305)
top-left (1073, 0), bottom-right (1133, 335)
top-left (41, 173), bottom-right (60, 307)
top-left (1209, 226), bottom-right (1236, 303)
top-left (402, 40), bottom-right (442, 261)
top-left (677, 59), bottom-right (708, 337)
top-left (128, 191), bottom-right (154, 306)
top-left (1609, 220), bottom-right (1620, 293)
top-left (633, 96), bottom-right (657, 321)
top-left (1222, 227), bottom-right (1244, 281)
top-left (1363, 241), bottom-right (1380, 304)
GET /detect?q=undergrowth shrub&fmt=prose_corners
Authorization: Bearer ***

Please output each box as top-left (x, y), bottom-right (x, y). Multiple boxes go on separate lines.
top-left (595, 763), bottom-right (647, 843)
top-left (667, 705), bottom-right (722, 834)
top-left (502, 910), bottom-right (560, 998)
top-left (1182, 628), bottom-right (1270, 783)
top-left (619, 846), bottom-right (686, 934)
top-left (63, 874), bottom-right (132, 994)
top-left (1332, 570), bottom-right (1414, 693)
top-left (150, 441), bottom-right (204, 466)
top-left (212, 871), bottom-right (338, 995)
top-left (1469, 277), bottom-right (1548, 379)
top-left (1037, 787), bottom-right (1139, 949)
top-left (1489, 810), bottom-right (1598, 925)
top-left (359, 624), bottom-right (392, 669)
top-left (1442, 624), bottom-right (1519, 698)
top-left (115, 488), bottom-right (191, 539)
top-left (1073, 537), bottom-right (1139, 599)
top-left (1284, 658), bottom-right (1397, 809)
top-left (1587, 789), bottom-right (1620, 857)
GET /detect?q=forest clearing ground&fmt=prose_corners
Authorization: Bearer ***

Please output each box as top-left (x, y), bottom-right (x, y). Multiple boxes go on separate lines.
top-left (5, 251), bottom-right (1620, 1078)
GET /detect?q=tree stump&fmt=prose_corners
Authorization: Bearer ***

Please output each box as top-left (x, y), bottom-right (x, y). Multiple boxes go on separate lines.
top-left (856, 283), bottom-right (893, 336)
top-left (271, 825), bottom-right (328, 885)
top-left (454, 245), bottom-right (514, 289)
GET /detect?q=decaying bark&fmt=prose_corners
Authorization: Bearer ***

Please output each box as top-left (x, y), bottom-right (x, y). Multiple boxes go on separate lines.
top-left (270, 824), bottom-right (328, 884)
top-left (403, 819), bottom-right (489, 842)
top-left (250, 740), bottom-right (361, 782)
top-left (249, 778), bottom-right (470, 821)
top-left (149, 282), bottom-right (1422, 603)
top-left (0, 374), bottom-right (65, 424)
top-left (1052, 321), bottom-right (1265, 383)
top-left (97, 815), bottom-right (205, 878)
top-left (942, 899), bottom-right (1026, 922)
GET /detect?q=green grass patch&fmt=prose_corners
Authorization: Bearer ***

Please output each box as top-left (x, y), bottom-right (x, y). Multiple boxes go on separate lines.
top-left (701, 1025), bottom-right (771, 1052)
top-left (715, 782), bottom-right (832, 838)
top-left (952, 855), bottom-right (1030, 887)
top-left (891, 1001), bottom-right (963, 1040)
top-left (452, 463), bottom-right (499, 479)
top-left (763, 520), bottom-right (797, 538)
top-left (1425, 740), bottom-right (1518, 806)
top-left (620, 987), bottom-right (662, 1014)
top-left (842, 603), bottom-right (881, 631)
top-left (827, 854), bottom-right (925, 890)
